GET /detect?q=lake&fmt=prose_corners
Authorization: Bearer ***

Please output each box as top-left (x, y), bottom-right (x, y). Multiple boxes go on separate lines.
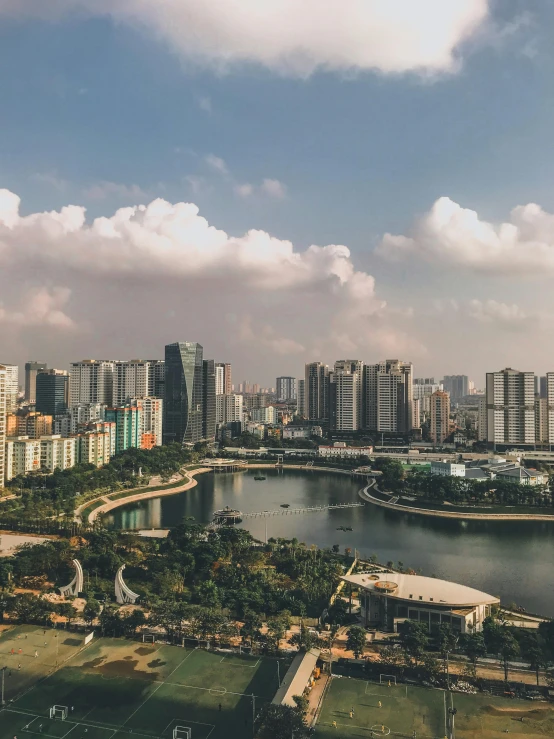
top-left (104, 468), bottom-right (554, 616)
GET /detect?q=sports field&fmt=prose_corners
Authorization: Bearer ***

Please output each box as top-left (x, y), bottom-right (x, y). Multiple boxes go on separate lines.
top-left (0, 625), bottom-right (284, 739)
top-left (314, 676), bottom-right (554, 738)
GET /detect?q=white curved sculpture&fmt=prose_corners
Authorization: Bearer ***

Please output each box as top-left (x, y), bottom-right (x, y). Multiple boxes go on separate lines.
top-left (59, 559), bottom-right (84, 597)
top-left (115, 565), bottom-right (139, 604)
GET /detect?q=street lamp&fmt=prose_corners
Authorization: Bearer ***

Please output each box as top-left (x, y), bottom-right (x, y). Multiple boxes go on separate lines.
top-left (1, 665), bottom-right (7, 706)
top-left (447, 707), bottom-right (457, 739)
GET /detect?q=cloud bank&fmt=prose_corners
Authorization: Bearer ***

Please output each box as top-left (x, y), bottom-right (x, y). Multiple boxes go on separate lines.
top-left (0, 0), bottom-right (490, 77)
top-left (377, 196), bottom-right (554, 275)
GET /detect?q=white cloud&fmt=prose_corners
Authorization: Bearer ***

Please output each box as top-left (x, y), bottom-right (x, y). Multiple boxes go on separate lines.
top-left (83, 181), bottom-right (148, 200)
top-left (0, 1), bottom-right (490, 78)
top-left (261, 178), bottom-right (287, 199)
top-left (234, 183), bottom-right (254, 198)
top-left (467, 299), bottom-right (528, 325)
top-left (0, 287), bottom-right (75, 329)
top-left (377, 196), bottom-right (554, 275)
top-left (205, 154), bottom-right (228, 175)
top-left (31, 172), bottom-right (68, 191)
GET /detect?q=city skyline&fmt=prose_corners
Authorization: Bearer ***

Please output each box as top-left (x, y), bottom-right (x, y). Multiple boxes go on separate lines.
top-left (1, 4), bottom-right (554, 380)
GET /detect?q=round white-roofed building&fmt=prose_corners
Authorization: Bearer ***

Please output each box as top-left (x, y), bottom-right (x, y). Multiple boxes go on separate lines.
top-left (342, 572), bottom-right (500, 634)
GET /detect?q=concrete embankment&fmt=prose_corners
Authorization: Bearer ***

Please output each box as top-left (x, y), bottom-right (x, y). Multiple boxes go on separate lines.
top-left (359, 485), bottom-right (554, 521)
top-left (87, 468), bottom-right (212, 524)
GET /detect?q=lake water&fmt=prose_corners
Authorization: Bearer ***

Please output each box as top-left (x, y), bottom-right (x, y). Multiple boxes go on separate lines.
top-left (105, 468), bottom-right (554, 616)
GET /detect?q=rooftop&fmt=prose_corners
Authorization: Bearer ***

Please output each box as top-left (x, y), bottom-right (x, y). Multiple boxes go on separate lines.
top-left (343, 572), bottom-right (499, 607)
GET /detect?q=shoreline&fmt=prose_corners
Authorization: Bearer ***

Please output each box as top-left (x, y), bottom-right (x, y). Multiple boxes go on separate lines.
top-left (359, 485), bottom-right (554, 521)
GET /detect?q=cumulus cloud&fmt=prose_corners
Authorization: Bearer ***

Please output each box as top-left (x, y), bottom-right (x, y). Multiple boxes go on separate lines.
top-left (234, 183), bottom-right (254, 198)
top-left (205, 154), bottom-right (228, 176)
top-left (0, 0), bottom-right (490, 78)
top-left (261, 179), bottom-right (287, 199)
top-left (0, 287), bottom-right (75, 329)
top-left (377, 196), bottom-right (554, 275)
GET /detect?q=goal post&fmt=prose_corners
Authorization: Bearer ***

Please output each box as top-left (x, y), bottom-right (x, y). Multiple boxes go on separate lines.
top-left (379, 674), bottom-right (397, 685)
top-left (142, 633), bottom-right (156, 644)
top-left (173, 728), bottom-right (191, 739)
top-left (49, 706), bottom-right (68, 720)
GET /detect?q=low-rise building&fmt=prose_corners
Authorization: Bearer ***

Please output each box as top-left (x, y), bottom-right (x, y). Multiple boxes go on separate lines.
top-left (430, 460), bottom-right (466, 477)
top-left (343, 571), bottom-right (499, 634)
top-left (318, 443), bottom-right (373, 458)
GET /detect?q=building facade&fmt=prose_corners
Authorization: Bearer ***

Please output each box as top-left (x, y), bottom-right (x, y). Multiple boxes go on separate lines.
top-left (276, 377), bottom-right (297, 401)
top-left (70, 360), bottom-right (116, 406)
top-left (305, 362), bottom-right (329, 423)
top-left (485, 368), bottom-right (535, 445)
top-left (215, 363), bottom-right (232, 395)
top-left (39, 435), bottom-right (76, 472)
top-left (24, 361), bottom-right (47, 403)
top-left (442, 375), bottom-right (469, 400)
top-left (5, 437), bottom-right (41, 479)
top-left (1, 364), bottom-right (19, 412)
top-left (163, 342), bottom-right (204, 445)
top-left (429, 390), bottom-right (451, 444)
top-left (0, 366), bottom-right (6, 487)
top-left (130, 397), bottom-right (163, 447)
top-left (76, 431), bottom-right (112, 467)
top-left (216, 393), bottom-right (244, 424)
top-left (105, 406), bottom-right (142, 454)
top-left (113, 361), bottom-right (150, 406)
top-left (364, 359), bottom-right (413, 434)
top-left (36, 369), bottom-right (69, 417)
top-left (202, 359), bottom-right (216, 441)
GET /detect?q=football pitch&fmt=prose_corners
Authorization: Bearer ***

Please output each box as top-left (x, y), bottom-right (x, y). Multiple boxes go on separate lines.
top-left (0, 626), bottom-right (284, 739)
top-left (314, 676), bottom-right (554, 738)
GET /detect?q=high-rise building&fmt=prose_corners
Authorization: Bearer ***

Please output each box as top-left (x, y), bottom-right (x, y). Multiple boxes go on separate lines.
top-left (9, 411), bottom-right (53, 439)
top-left (25, 361), bottom-right (47, 403)
top-left (0, 365), bottom-right (6, 487)
top-left (216, 394), bottom-right (244, 424)
top-left (430, 390), bottom-right (451, 444)
top-left (5, 437), bottom-right (41, 479)
top-left (163, 342), bottom-right (204, 445)
top-left (329, 360), bottom-right (363, 431)
top-left (442, 375), bottom-right (469, 400)
top-left (39, 435), bottom-right (76, 473)
top-left (105, 406), bottom-right (142, 454)
top-left (130, 397), bottom-right (164, 447)
top-left (297, 379), bottom-right (305, 417)
top-left (148, 360), bottom-right (166, 398)
top-left (251, 406), bottom-right (276, 424)
top-left (412, 381), bottom-right (442, 423)
top-left (276, 377), bottom-right (297, 401)
top-left (485, 368), bottom-right (535, 445)
top-left (478, 396), bottom-right (487, 441)
top-left (0, 364), bottom-right (19, 412)
top-left (36, 369), bottom-right (69, 417)
top-left (363, 360), bottom-right (413, 433)
top-left (113, 361), bottom-right (150, 406)
top-left (70, 360), bottom-right (116, 406)
top-left (305, 362), bottom-right (329, 423)
top-left (215, 363), bottom-right (232, 395)
top-left (202, 359), bottom-right (216, 441)
top-left (75, 431), bottom-right (111, 467)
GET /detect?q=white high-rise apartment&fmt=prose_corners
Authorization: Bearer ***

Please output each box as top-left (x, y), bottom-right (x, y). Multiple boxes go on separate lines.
top-left (215, 363), bottom-right (232, 395)
top-left (113, 360), bottom-right (150, 406)
top-left (485, 368), bottom-right (535, 445)
top-left (429, 390), bottom-right (451, 443)
top-left (216, 394), bottom-right (243, 423)
top-left (70, 360), bottom-right (116, 406)
top-left (0, 365), bottom-right (6, 487)
top-left (0, 364), bottom-right (19, 412)
top-left (40, 436), bottom-right (76, 472)
top-left (5, 437), bottom-right (41, 480)
top-left (364, 360), bottom-right (413, 433)
top-left (330, 360), bottom-right (363, 431)
top-left (276, 377), bottom-right (297, 401)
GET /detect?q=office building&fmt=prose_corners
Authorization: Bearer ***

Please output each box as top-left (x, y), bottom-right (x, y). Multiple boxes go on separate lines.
top-left (202, 359), bottom-right (216, 441)
top-left (364, 360), bottom-right (413, 433)
top-left (148, 360), bottom-right (166, 398)
top-left (0, 366), bottom-right (6, 487)
top-left (0, 364), bottom-right (19, 412)
top-left (36, 369), bottom-right (69, 417)
top-left (215, 363), bottom-right (232, 395)
top-left (70, 360), bottom-right (116, 406)
top-left (442, 375), bottom-right (469, 400)
top-left (25, 361), bottom-right (47, 403)
top-left (105, 406), bottom-right (142, 454)
top-left (276, 377), bottom-right (297, 402)
top-left (429, 390), bottom-right (451, 444)
top-left (305, 362), bottom-right (329, 423)
top-left (163, 342), bottom-right (204, 445)
top-left (485, 368), bottom-right (535, 445)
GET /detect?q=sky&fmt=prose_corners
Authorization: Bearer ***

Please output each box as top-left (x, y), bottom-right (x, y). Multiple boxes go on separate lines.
top-left (1, 0), bottom-right (554, 387)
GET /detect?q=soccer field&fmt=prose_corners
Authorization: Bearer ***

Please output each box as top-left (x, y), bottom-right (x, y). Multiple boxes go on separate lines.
top-left (314, 676), bottom-right (554, 738)
top-left (0, 627), bottom-right (284, 739)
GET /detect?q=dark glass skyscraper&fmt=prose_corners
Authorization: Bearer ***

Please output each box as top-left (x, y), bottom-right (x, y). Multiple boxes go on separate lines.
top-left (202, 359), bottom-right (216, 441)
top-left (163, 342), bottom-right (204, 445)
top-left (36, 370), bottom-right (69, 417)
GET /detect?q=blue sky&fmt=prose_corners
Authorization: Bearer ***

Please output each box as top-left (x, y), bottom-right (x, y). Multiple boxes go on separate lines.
top-left (1, 0), bottom-right (554, 384)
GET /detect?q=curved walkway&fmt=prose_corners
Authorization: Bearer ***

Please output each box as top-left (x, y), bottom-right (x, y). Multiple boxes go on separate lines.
top-left (87, 467), bottom-right (211, 524)
top-left (359, 484), bottom-right (554, 521)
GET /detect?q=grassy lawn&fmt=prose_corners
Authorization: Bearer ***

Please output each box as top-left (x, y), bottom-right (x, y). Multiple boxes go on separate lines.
top-left (0, 627), bottom-right (285, 739)
top-left (314, 676), bottom-right (554, 738)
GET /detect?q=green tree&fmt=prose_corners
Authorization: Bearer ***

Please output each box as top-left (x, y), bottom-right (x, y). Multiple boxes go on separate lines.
top-left (399, 620), bottom-right (429, 665)
top-left (498, 631), bottom-right (520, 682)
top-left (464, 632), bottom-right (486, 666)
top-left (258, 704), bottom-right (310, 739)
top-left (83, 598), bottom-right (101, 627)
top-left (437, 624), bottom-right (458, 686)
top-left (326, 598), bottom-right (349, 626)
top-left (346, 626), bottom-right (367, 659)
